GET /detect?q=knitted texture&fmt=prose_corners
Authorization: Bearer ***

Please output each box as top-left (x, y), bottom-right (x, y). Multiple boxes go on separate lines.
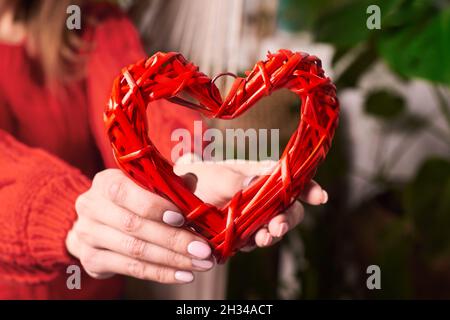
top-left (0, 4), bottom-right (161, 299)
top-left (104, 49), bottom-right (339, 262)
top-left (0, 131), bottom-right (90, 284)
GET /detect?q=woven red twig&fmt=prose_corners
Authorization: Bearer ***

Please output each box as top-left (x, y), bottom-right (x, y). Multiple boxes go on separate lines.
top-left (104, 49), bottom-right (339, 263)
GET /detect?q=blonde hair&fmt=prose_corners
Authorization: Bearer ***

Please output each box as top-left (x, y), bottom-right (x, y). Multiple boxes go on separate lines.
top-left (8, 0), bottom-right (86, 82)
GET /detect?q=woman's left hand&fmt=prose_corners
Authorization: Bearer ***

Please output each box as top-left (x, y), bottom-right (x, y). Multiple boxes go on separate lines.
top-left (174, 158), bottom-right (328, 250)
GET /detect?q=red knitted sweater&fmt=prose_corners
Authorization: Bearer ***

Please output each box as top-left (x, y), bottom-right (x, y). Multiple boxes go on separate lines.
top-left (0, 6), bottom-right (201, 299)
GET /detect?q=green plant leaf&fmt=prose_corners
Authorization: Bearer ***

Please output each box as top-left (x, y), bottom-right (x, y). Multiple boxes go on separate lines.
top-left (378, 8), bottom-right (450, 85)
top-left (335, 44), bottom-right (378, 88)
top-left (312, 0), bottom-right (401, 49)
top-left (364, 90), bottom-right (406, 119)
top-left (314, 1), bottom-right (373, 49)
top-left (277, 0), bottom-right (340, 31)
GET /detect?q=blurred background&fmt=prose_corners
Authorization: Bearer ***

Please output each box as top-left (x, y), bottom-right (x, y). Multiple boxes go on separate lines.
top-left (120, 0), bottom-right (450, 299)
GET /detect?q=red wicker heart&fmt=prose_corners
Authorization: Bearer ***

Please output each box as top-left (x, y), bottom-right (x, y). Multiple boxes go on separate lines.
top-left (104, 49), bottom-right (339, 263)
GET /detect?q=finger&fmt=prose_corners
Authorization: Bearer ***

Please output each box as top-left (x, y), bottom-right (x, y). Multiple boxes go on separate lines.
top-left (174, 160), bottom-right (275, 190)
top-left (175, 162), bottom-right (249, 204)
top-left (218, 163), bottom-right (328, 206)
top-left (254, 227), bottom-right (273, 247)
top-left (78, 195), bottom-right (211, 259)
top-left (80, 247), bottom-right (194, 284)
top-left (174, 159), bottom-right (277, 176)
top-left (299, 180), bottom-right (328, 205)
top-left (267, 201), bottom-right (304, 237)
top-left (65, 227), bottom-right (82, 258)
top-left (92, 169), bottom-right (182, 222)
top-left (217, 159), bottom-right (278, 176)
top-left (240, 244), bottom-right (257, 252)
top-left (79, 220), bottom-right (214, 271)
top-left (240, 237), bottom-right (257, 252)
top-left (66, 230), bottom-right (115, 279)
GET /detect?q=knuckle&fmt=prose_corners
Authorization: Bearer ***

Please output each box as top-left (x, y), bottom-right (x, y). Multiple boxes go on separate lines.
top-left (124, 237), bottom-right (147, 259)
top-left (108, 178), bottom-right (127, 205)
top-left (168, 251), bottom-right (187, 269)
top-left (92, 170), bottom-right (108, 186)
top-left (93, 169), bottom-right (126, 201)
top-left (153, 266), bottom-right (169, 283)
top-left (73, 220), bottom-right (96, 245)
top-left (79, 247), bottom-right (101, 274)
top-left (127, 260), bottom-right (146, 279)
top-left (140, 201), bottom-right (158, 219)
top-left (121, 211), bottom-right (142, 233)
top-left (166, 228), bottom-right (184, 251)
top-left (74, 193), bottom-right (90, 216)
top-left (93, 169), bottom-right (120, 184)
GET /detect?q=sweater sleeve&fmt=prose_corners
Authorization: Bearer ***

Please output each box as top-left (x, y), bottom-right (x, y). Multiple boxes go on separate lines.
top-left (0, 129), bottom-right (90, 284)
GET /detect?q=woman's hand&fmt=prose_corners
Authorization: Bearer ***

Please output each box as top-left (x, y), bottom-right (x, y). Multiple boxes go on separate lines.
top-left (174, 158), bottom-right (328, 250)
top-left (66, 169), bottom-right (215, 284)
top-left (67, 158), bottom-right (327, 284)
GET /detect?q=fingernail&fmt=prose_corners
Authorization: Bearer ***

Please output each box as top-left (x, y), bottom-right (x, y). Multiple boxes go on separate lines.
top-left (243, 175), bottom-right (258, 187)
top-left (175, 271), bottom-right (194, 283)
top-left (263, 234), bottom-right (272, 246)
top-left (322, 190), bottom-right (328, 204)
top-left (188, 241), bottom-right (211, 259)
top-left (192, 259), bottom-right (214, 270)
top-left (276, 222), bottom-right (289, 238)
top-left (162, 210), bottom-right (185, 227)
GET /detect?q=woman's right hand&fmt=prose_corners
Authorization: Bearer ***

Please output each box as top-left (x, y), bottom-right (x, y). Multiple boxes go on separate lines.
top-left (66, 169), bottom-right (214, 284)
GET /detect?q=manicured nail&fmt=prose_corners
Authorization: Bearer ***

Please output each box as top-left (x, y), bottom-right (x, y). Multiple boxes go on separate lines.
top-left (162, 210), bottom-right (185, 227)
top-left (188, 241), bottom-right (211, 259)
top-left (321, 190), bottom-right (328, 204)
top-left (276, 222), bottom-right (289, 238)
top-left (175, 271), bottom-right (194, 283)
top-left (243, 175), bottom-right (258, 187)
top-left (192, 259), bottom-right (214, 270)
top-left (263, 234), bottom-right (272, 246)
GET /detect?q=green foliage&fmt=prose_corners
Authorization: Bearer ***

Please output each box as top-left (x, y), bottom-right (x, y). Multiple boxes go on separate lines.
top-left (335, 44), bottom-right (378, 88)
top-left (379, 8), bottom-right (450, 85)
top-left (313, 0), bottom-right (397, 48)
top-left (310, 0), bottom-right (450, 86)
top-left (277, 0), bottom-right (353, 32)
top-left (364, 90), bottom-right (406, 119)
top-left (363, 90), bottom-right (429, 136)
top-left (314, 0), bottom-right (376, 48)
top-left (281, 0), bottom-right (450, 299)
top-left (403, 158), bottom-right (450, 259)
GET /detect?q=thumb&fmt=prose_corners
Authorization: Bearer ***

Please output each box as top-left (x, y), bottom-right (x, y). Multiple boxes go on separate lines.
top-left (217, 159), bottom-right (278, 190)
top-left (218, 159), bottom-right (278, 177)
